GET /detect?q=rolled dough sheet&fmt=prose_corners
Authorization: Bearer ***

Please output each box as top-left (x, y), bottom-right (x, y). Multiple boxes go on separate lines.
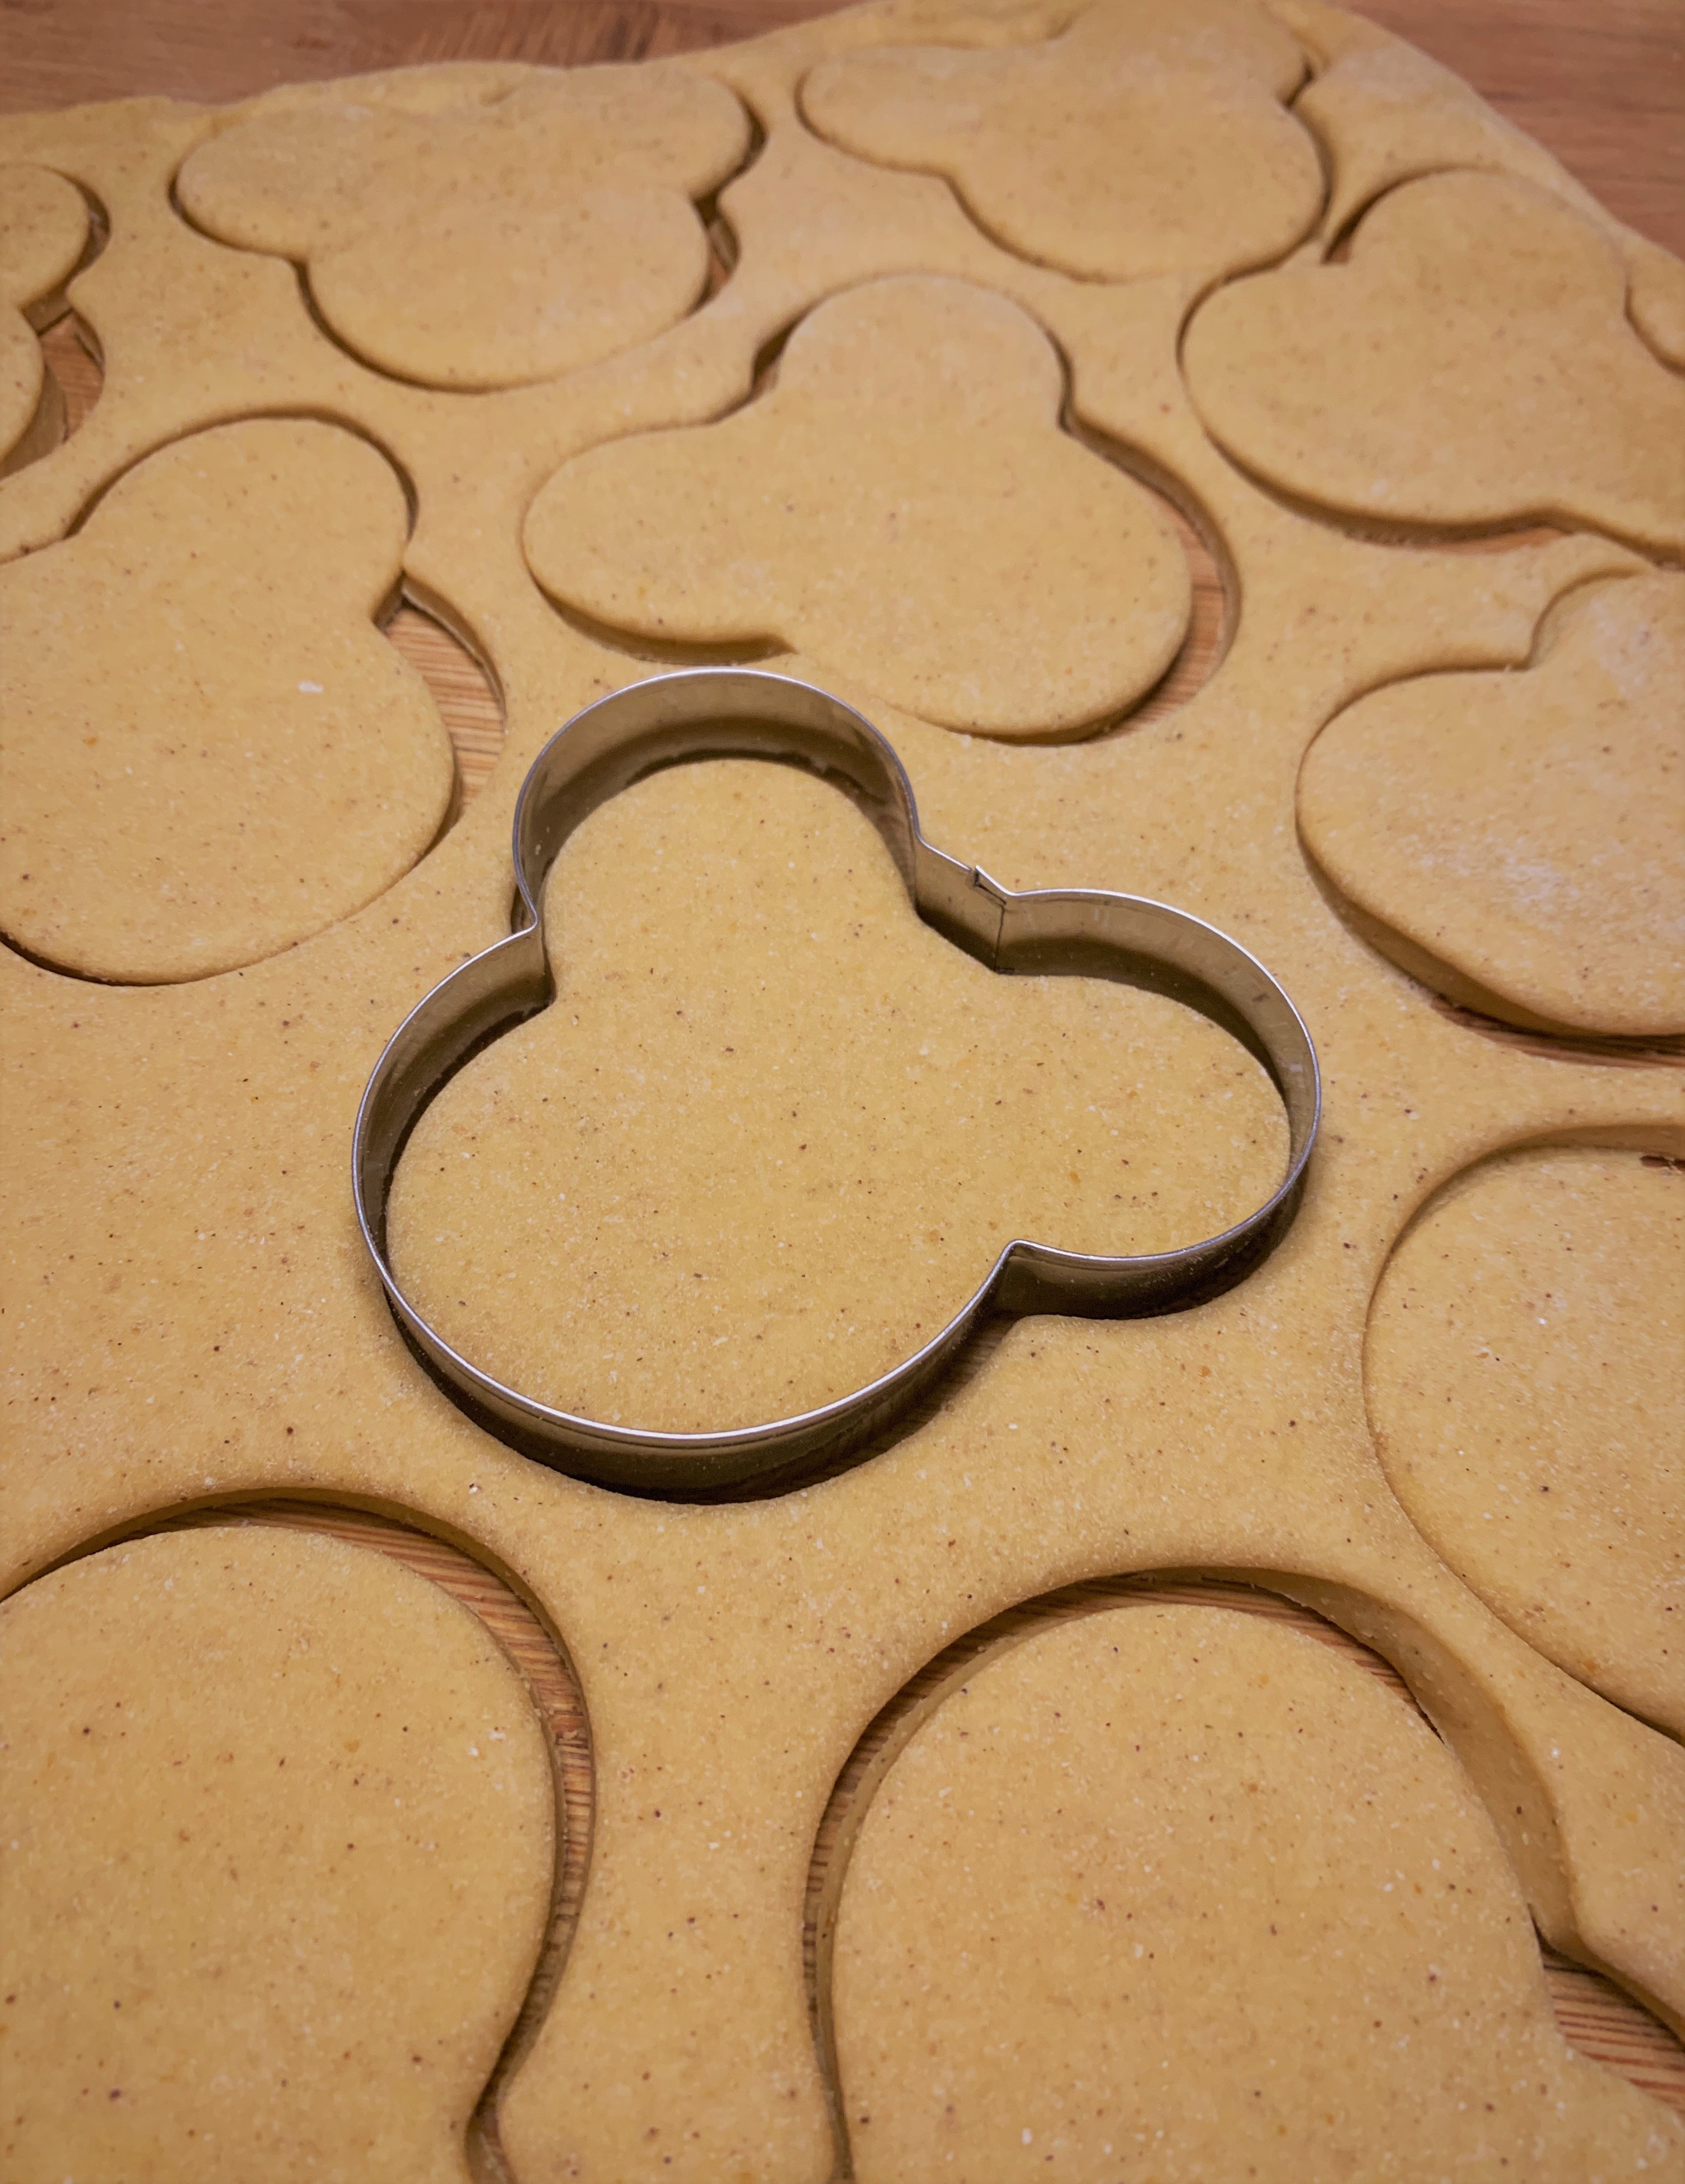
top-left (0, 1), bottom-right (1683, 2176)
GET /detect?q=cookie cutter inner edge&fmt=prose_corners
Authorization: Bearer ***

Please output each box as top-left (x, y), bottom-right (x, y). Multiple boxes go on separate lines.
top-left (353, 667), bottom-right (1321, 1492)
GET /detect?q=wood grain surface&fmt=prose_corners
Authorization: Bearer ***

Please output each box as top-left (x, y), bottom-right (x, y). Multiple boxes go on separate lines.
top-left (7, 0), bottom-right (1684, 2153)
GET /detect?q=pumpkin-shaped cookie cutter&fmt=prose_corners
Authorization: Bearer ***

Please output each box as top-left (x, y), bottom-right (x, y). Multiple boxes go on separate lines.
top-left (353, 669), bottom-right (1320, 1492)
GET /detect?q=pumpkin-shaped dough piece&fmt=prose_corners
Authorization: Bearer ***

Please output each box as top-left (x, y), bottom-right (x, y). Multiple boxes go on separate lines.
top-left (1, 164), bottom-right (89, 471)
top-left (1184, 171), bottom-right (1685, 556)
top-left (0, 418), bottom-right (456, 982)
top-left (384, 758), bottom-right (1286, 1434)
top-left (802, 0), bottom-right (1321, 283)
top-left (1367, 1147), bottom-right (1685, 1735)
top-left (176, 68), bottom-right (749, 390)
top-left (525, 277), bottom-right (1193, 738)
top-left (831, 1604), bottom-right (1685, 2181)
top-left (0, 1525), bottom-right (555, 2183)
top-left (1298, 573), bottom-right (1685, 1039)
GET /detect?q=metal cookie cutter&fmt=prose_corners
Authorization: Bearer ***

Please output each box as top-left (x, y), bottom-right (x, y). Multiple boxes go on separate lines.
top-left (354, 668), bottom-right (1320, 1492)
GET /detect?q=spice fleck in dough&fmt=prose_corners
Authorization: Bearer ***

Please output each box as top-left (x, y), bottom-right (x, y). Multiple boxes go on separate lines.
top-left (0, 417), bottom-right (455, 982)
top-left (176, 67), bottom-right (750, 390)
top-left (1184, 170), bottom-right (1685, 554)
top-left (830, 1604), bottom-right (1685, 2182)
top-left (1298, 572), bottom-right (1685, 1039)
top-left (387, 758), bottom-right (1287, 1432)
top-left (0, 1525), bottom-right (555, 2183)
top-left (524, 275), bottom-right (1192, 738)
top-left (802, 0), bottom-right (1321, 283)
top-left (1366, 1147), bottom-right (1685, 1736)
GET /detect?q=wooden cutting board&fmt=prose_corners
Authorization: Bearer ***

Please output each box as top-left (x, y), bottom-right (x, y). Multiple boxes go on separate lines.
top-left (5, 0), bottom-right (1683, 2162)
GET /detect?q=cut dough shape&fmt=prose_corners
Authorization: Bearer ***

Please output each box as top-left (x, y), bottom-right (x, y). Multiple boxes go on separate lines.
top-left (1, 164), bottom-right (89, 471)
top-left (1366, 1147), bottom-right (1685, 1736)
top-left (385, 758), bottom-right (1286, 1434)
top-left (1294, 18), bottom-right (1615, 249)
top-left (0, 1524), bottom-right (555, 2183)
top-left (829, 1603), bottom-right (1685, 2181)
top-left (175, 68), bottom-right (750, 390)
top-left (800, 0), bottom-right (1321, 282)
top-left (525, 276), bottom-right (1193, 737)
top-left (1279, 3), bottom-right (1685, 372)
top-left (1184, 170), bottom-right (1685, 555)
top-left (0, 417), bottom-right (455, 982)
top-left (1297, 572), bottom-right (1685, 1039)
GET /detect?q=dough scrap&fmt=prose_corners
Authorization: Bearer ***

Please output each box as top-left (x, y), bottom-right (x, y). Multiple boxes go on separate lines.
top-left (175, 68), bottom-right (750, 390)
top-left (1297, 572), bottom-right (1685, 1039)
top-left (830, 1602), bottom-right (1685, 2181)
top-left (0, 1524), bottom-right (555, 2183)
top-left (525, 275), bottom-right (1194, 737)
top-left (1184, 170), bottom-right (1685, 554)
top-left (1366, 1147), bottom-right (1685, 1736)
top-left (0, 416), bottom-right (455, 982)
top-left (1, 164), bottom-right (89, 471)
top-left (800, 0), bottom-right (1321, 282)
top-left (387, 757), bottom-right (1286, 1432)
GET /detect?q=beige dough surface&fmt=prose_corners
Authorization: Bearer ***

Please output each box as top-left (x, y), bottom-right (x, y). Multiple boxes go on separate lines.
top-left (801, 0), bottom-right (1321, 282)
top-left (387, 758), bottom-right (1287, 1432)
top-left (0, 416), bottom-right (455, 982)
top-left (830, 1603), bottom-right (1684, 2181)
top-left (1297, 572), bottom-right (1685, 1039)
top-left (1184, 169), bottom-right (1685, 554)
top-left (525, 276), bottom-right (1192, 738)
top-left (1274, 0), bottom-right (1685, 371)
top-left (1366, 1147), bottom-right (1685, 1737)
top-left (0, 163), bottom-right (88, 470)
top-left (176, 68), bottom-right (750, 390)
top-left (0, 1524), bottom-right (555, 2182)
top-left (2, 1), bottom-right (1684, 2178)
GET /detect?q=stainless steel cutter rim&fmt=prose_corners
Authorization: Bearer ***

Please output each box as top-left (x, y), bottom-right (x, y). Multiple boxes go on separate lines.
top-left (353, 667), bottom-right (1320, 1492)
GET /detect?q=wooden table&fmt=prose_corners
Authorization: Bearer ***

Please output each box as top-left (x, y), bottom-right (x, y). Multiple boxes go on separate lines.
top-left (4, 0), bottom-right (1683, 2158)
